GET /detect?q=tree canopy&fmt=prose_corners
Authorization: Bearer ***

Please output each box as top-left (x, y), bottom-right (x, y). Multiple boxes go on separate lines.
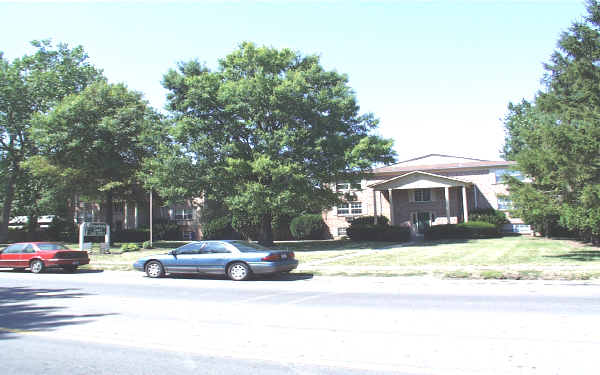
top-left (0, 40), bottom-right (103, 241)
top-left (153, 42), bottom-right (395, 244)
top-left (503, 0), bottom-right (600, 242)
top-left (31, 81), bottom-right (165, 227)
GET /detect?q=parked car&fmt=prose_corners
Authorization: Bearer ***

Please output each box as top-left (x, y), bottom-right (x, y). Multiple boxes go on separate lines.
top-left (133, 240), bottom-right (298, 281)
top-left (0, 242), bottom-right (90, 273)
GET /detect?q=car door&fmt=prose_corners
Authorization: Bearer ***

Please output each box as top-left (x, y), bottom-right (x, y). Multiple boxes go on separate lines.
top-left (17, 244), bottom-right (36, 267)
top-left (0, 244), bottom-right (26, 268)
top-left (167, 242), bottom-right (206, 273)
top-left (199, 242), bottom-right (233, 275)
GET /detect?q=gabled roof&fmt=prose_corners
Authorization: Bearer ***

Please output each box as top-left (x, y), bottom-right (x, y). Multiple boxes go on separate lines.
top-left (372, 154), bottom-right (515, 175)
top-left (368, 170), bottom-right (472, 191)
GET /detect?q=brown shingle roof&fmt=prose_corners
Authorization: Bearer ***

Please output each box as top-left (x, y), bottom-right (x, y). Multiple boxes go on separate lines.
top-left (372, 160), bottom-right (516, 175)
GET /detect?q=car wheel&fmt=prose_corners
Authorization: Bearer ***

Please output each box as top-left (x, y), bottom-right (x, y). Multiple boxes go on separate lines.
top-left (227, 262), bottom-right (250, 281)
top-left (30, 259), bottom-right (44, 274)
top-left (62, 265), bottom-right (78, 273)
top-left (145, 261), bottom-right (164, 278)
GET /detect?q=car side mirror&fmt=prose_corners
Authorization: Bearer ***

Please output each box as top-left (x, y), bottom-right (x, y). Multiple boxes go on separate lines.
top-left (169, 249), bottom-right (177, 256)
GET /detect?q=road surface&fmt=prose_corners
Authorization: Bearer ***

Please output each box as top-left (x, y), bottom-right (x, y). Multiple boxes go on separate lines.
top-left (1, 269), bottom-right (599, 374)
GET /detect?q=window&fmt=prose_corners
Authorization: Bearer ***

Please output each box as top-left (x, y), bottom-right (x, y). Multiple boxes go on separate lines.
top-left (337, 202), bottom-right (362, 215)
top-left (182, 231), bottom-right (194, 241)
top-left (495, 169), bottom-right (525, 184)
top-left (337, 203), bottom-right (350, 215)
top-left (3, 244), bottom-right (26, 253)
top-left (414, 189), bottom-right (431, 202)
top-left (337, 227), bottom-right (347, 236)
top-left (204, 242), bottom-right (231, 254)
top-left (497, 197), bottom-right (513, 210)
top-left (176, 243), bottom-right (204, 254)
top-left (175, 209), bottom-right (194, 220)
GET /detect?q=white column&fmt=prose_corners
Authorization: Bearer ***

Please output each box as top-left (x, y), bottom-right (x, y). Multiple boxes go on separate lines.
top-left (474, 185), bottom-right (478, 208)
top-left (373, 189), bottom-right (378, 224)
top-left (445, 187), bottom-right (451, 224)
top-left (462, 186), bottom-right (469, 223)
top-left (389, 189), bottom-right (395, 225)
top-left (134, 202), bottom-right (139, 229)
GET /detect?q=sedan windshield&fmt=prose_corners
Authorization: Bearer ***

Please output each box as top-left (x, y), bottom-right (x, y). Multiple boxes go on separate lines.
top-left (229, 241), bottom-right (269, 252)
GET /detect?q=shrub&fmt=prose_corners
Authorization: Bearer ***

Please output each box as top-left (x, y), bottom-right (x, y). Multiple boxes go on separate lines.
top-left (202, 216), bottom-right (239, 240)
top-left (290, 214), bottom-right (326, 240)
top-left (468, 209), bottom-right (508, 227)
top-left (142, 241), bottom-right (153, 249)
top-left (112, 229), bottom-right (149, 243)
top-left (424, 221), bottom-right (501, 240)
top-left (347, 223), bottom-right (411, 242)
top-left (152, 219), bottom-right (180, 240)
top-left (120, 243), bottom-right (140, 252)
top-left (349, 215), bottom-right (389, 226)
top-left (48, 216), bottom-right (77, 242)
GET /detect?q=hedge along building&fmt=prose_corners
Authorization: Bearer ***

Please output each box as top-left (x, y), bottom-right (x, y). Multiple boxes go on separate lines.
top-left (323, 154), bottom-right (531, 238)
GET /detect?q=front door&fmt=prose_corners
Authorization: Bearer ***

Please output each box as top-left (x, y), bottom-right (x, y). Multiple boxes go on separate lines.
top-left (412, 212), bottom-right (432, 234)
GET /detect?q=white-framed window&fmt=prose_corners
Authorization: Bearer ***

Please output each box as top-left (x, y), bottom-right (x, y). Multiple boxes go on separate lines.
top-left (337, 227), bottom-right (347, 236)
top-left (175, 209), bottom-right (194, 220)
top-left (495, 169), bottom-right (525, 184)
top-left (337, 201), bottom-right (362, 215)
top-left (414, 189), bottom-right (431, 202)
top-left (337, 203), bottom-right (350, 215)
top-left (497, 196), bottom-right (513, 210)
top-left (336, 182), bottom-right (362, 191)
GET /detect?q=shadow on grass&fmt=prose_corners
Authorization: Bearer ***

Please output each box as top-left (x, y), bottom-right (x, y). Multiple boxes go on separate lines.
top-left (0, 286), bottom-right (116, 341)
top-left (545, 251), bottom-right (600, 262)
top-left (274, 240), bottom-right (396, 252)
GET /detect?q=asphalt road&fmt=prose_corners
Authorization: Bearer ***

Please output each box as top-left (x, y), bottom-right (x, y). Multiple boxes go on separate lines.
top-left (1, 269), bottom-right (599, 374)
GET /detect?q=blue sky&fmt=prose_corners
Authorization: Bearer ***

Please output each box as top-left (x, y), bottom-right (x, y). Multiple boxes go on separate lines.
top-left (0, 0), bottom-right (587, 161)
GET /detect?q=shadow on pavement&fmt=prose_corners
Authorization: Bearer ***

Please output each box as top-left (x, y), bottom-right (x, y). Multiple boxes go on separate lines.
top-left (3, 268), bottom-right (104, 274)
top-left (0, 286), bottom-right (115, 341)
top-left (168, 272), bottom-right (314, 282)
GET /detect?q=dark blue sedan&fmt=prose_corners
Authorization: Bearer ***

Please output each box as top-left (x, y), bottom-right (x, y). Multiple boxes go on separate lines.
top-left (133, 240), bottom-right (298, 281)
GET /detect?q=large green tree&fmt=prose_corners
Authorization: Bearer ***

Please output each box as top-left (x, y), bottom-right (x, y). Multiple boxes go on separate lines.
top-left (0, 41), bottom-right (103, 241)
top-left (31, 81), bottom-right (165, 227)
top-left (503, 1), bottom-right (600, 242)
top-left (154, 42), bottom-right (395, 245)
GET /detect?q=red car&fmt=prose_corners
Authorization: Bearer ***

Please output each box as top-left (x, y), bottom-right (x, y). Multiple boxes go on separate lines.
top-left (0, 242), bottom-right (89, 273)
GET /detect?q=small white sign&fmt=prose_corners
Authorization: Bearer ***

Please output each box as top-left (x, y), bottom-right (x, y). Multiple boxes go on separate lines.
top-left (86, 223), bottom-right (107, 237)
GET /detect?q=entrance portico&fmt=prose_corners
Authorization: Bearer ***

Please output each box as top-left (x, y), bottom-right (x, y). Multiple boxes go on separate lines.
top-left (369, 171), bottom-right (471, 233)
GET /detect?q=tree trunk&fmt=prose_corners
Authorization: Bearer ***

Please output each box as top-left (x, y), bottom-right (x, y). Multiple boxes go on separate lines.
top-left (258, 213), bottom-right (274, 246)
top-left (0, 163), bottom-right (19, 242)
top-left (104, 190), bottom-right (114, 228)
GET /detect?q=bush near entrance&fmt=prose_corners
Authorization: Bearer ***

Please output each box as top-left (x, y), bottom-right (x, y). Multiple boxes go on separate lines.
top-left (290, 214), bottom-right (326, 240)
top-left (424, 221), bottom-right (501, 240)
top-left (468, 209), bottom-right (509, 227)
top-left (346, 216), bottom-right (411, 242)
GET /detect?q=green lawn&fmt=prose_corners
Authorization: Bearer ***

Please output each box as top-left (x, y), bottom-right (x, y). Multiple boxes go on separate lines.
top-left (333, 236), bottom-right (600, 267)
top-left (18, 236), bottom-right (600, 279)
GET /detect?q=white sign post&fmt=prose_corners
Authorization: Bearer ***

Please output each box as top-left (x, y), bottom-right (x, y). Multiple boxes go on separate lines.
top-left (79, 222), bottom-right (110, 252)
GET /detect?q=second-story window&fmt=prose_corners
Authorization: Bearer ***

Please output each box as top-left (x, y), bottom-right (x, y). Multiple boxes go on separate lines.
top-left (414, 189), bottom-right (431, 202)
top-left (336, 182), bottom-right (362, 191)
